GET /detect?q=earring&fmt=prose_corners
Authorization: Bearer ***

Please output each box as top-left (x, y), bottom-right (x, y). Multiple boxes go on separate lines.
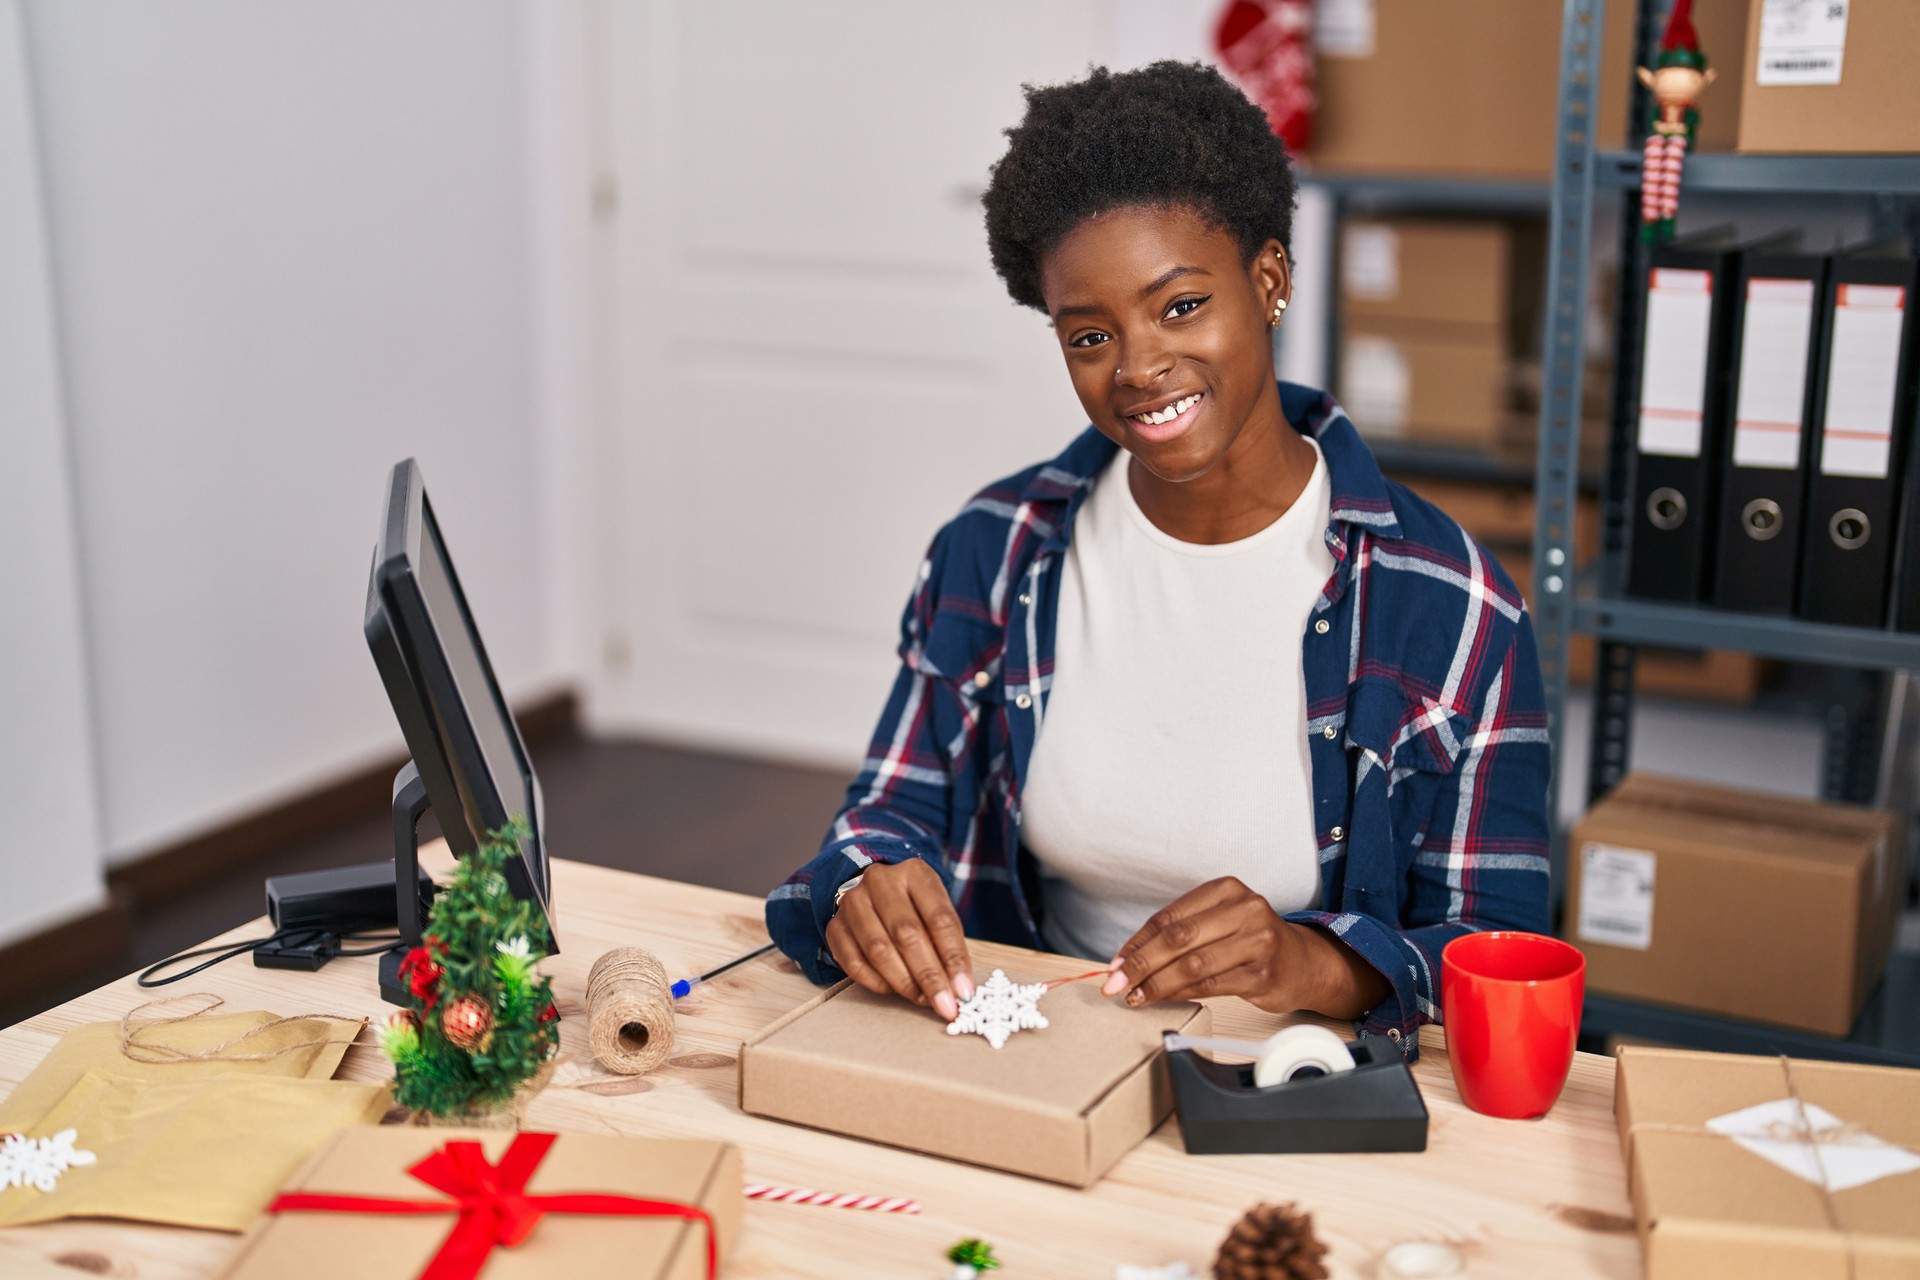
top-left (1270, 297), bottom-right (1287, 327)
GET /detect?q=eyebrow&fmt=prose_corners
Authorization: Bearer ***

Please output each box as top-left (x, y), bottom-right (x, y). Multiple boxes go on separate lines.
top-left (1050, 265), bottom-right (1211, 324)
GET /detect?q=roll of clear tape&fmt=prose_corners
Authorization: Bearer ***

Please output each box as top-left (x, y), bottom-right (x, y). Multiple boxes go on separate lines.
top-left (585, 946), bottom-right (676, 1075)
top-left (1163, 1023), bottom-right (1357, 1085)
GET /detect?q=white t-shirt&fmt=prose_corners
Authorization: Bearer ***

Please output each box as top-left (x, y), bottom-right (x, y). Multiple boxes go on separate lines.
top-left (1022, 440), bottom-right (1336, 962)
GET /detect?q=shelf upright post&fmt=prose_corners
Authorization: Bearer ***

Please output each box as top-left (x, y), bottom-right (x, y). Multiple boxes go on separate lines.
top-left (1585, 1), bottom-right (1662, 806)
top-left (1535, 0), bottom-right (1608, 895)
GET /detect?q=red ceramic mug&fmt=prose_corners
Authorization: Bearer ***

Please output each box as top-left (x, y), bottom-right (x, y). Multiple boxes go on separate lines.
top-left (1441, 931), bottom-right (1585, 1119)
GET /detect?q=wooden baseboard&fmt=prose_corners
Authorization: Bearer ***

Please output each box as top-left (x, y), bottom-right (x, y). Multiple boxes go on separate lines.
top-left (0, 895), bottom-right (131, 1001)
top-left (107, 689), bottom-right (578, 909)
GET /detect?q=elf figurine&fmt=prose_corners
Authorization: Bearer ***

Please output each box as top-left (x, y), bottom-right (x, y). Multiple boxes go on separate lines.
top-left (1637, 0), bottom-right (1715, 243)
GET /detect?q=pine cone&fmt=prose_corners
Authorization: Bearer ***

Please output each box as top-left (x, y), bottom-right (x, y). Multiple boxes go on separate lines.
top-left (1213, 1202), bottom-right (1331, 1280)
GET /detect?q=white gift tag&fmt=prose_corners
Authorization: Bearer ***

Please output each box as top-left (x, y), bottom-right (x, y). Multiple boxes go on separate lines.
top-left (1707, 1098), bottom-right (1920, 1192)
top-left (1577, 843), bottom-right (1655, 950)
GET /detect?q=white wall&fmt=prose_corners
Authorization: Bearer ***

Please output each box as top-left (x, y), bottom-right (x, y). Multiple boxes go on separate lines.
top-left (20, 0), bottom-right (571, 867)
top-left (0, 0), bottom-right (109, 942)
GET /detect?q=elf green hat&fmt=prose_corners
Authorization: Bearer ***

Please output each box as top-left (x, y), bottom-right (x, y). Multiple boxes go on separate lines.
top-left (1656, 0), bottom-right (1707, 70)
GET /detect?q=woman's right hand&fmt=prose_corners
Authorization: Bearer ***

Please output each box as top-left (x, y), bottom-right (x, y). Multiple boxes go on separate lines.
top-left (824, 859), bottom-right (974, 1020)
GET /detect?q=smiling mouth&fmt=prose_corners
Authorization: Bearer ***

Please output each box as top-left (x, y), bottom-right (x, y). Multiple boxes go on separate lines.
top-left (1127, 392), bottom-right (1203, 427)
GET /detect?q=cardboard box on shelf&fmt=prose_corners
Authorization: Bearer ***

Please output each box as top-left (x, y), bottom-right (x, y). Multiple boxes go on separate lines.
top-left (739, 940), bottom-right (1205, 1187)
top-left (220, 1129), bottom-right (742, 1280)
top-left (1309, 1), bottom-right (1565, 178)
top-left (1341, 324), bottom-right (1505, 448)
top-left (1732, 0), bottom-right (1920, 154)
top-left (1566, 774), bottom-right (1901, 1036)
top-left (1341, 219), bottom-right (1511, 333)
top-left (1611, 773), bottom-right (1908, 990)
top-left (1614, 1046), bottom-right (1920, 1278)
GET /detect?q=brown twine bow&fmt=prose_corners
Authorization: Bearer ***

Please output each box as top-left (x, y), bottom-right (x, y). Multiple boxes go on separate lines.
top-left (118, 992), bottom-right (369, 1065)
top-left (1624, 1055), bottom-right (1919, 1280)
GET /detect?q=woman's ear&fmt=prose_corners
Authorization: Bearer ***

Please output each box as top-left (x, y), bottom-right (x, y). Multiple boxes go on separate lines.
top-left (1256, 239), bottom-right (1292, 324)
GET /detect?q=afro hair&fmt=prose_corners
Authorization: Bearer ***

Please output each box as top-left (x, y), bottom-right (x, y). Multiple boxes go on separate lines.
top-left (982, 61), bottom-right (1298, 313)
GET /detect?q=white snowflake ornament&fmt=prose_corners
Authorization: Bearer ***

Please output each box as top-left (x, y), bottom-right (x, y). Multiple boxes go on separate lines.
top-left (0, 1129), bottom-right (96, 1193)
top-left (946, 969), bottom-right (1049, 1049)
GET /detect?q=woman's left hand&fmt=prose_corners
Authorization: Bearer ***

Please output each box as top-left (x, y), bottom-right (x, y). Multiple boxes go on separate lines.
top-left (1101, 876), bottom-right (1307, 1013)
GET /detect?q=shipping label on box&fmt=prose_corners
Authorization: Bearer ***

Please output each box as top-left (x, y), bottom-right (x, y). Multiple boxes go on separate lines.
top-left (1757, 0), bottom-right (1849, 85)
top-left (1576, 843), bottom-right (1656, 951)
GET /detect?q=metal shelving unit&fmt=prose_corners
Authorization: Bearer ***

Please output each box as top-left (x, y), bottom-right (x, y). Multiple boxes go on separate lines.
top-left (1535, 0), bottom-right (1920, 1066)
top-left (1301, 170), bottom-right (1554, 490)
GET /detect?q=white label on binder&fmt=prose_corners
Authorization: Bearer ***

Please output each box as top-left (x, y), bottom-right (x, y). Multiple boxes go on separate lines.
top-left (1732, 277), bottom-right (1816, 469)
top-left (1342, 225), bottom-right (1398, 300)
top-left (1638, 268), bottom-right (1713, 458)
top-left (1820, 284), bottom-right (1904, 479)
top-left (1758, 0), bottom-right (1848, 86)
top-left (1577, 843), bottom-right (1656, 951)
top-left (1342, 335), bottom-right (1408, 434)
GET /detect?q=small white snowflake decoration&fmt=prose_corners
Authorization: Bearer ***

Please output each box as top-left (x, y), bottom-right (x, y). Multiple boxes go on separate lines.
top-left (0, 1129), bottom-right (96, 1193)
top-left (945, 969), bottom-right (1049, 1050)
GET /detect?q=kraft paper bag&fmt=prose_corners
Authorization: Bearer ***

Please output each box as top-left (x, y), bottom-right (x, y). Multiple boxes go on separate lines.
top-left (0, 1007), bottom-right (364, 1134)
top-left (0, 1069), bottom-right (390, 1231)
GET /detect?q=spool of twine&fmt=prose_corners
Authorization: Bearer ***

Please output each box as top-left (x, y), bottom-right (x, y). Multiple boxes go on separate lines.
top-left (585, 946), bottom-right (676, 1075)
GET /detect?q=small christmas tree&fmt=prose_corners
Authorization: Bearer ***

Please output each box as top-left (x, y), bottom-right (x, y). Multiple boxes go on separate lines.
top-left (378, 820), bottom-right (559, 1118)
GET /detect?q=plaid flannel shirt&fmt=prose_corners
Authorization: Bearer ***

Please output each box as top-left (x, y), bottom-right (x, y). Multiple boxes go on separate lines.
top-left (766, 383), bottom-right (1551, 1057)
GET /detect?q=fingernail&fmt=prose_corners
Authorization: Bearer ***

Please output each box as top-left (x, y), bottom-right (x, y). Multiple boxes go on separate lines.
top-left (1102, 971), bottom-right (1129, 997)
top-left (934, 991), bottom-right (958, 1021)
top-left (1125, 988), bottom-right (1145, 1008)
top-left (953, 973), bottom-right (974, 1000)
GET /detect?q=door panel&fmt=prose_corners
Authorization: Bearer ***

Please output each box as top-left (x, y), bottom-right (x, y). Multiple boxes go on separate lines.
top-left (597, 1), bottom-right (1096, 765)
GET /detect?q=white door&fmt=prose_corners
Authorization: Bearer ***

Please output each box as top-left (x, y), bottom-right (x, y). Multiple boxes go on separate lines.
top-left (592, 1), bottom-right (1100, 765)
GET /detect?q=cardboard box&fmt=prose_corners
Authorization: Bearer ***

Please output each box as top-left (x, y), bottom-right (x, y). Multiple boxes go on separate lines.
top-left (1614, 1046), bottom-right (1920, 1278)
top-left (1567, 774), bottom-right (1899, 1036)
top-left (1341, 219), bottom-right (1511, 332)
top-left (1732, 0), bottom-right (1920, 154)
top-left (220, 1128), bottom-right (742, 1280)
top-left (1342, 323), bottom-right (1506, 447)
top-left (1610, 773), bottom-right (1906, 989)
top-left (1310, 1), bottom-right (1565, 178)
top-left (739, 943), bottom-right (1206, 1187)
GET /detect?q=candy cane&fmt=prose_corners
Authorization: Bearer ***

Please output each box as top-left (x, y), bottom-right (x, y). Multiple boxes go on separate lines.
top-left (746, 1183), bottom-right (923, 1214)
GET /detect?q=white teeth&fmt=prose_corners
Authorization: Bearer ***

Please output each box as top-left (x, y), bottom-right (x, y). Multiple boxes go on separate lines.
top-left (1134, 393), bottom-right (1200, 426)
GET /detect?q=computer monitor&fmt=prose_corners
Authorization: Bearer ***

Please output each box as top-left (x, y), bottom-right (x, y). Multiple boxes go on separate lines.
top-left (364, 458), bottom-right (555, 1002)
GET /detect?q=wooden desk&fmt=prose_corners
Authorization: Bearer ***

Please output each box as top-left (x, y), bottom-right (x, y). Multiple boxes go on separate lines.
top-left (0, 856), bottom-right (1640, 1279)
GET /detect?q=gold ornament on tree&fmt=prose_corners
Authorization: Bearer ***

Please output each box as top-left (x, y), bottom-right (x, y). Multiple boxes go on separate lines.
top-left (1213, 1202), bottom-right (1330, 1280)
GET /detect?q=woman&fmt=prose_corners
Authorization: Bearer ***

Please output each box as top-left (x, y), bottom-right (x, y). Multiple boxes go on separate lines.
top-left (766, 62), bottom-right (1550, 1056)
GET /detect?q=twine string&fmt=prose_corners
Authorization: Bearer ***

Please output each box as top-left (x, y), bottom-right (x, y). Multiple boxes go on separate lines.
top-left (118, 992), bottom-right (369, 1064)
top-left (1041, 969), bottom-right (1113, 992)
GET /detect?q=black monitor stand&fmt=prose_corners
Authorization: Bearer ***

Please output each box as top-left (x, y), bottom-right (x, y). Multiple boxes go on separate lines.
top-left (378, 761), bottom-right (434, 1006)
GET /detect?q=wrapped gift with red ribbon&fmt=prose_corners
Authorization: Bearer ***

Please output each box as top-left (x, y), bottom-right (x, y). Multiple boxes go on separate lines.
top-left (219, 1128), bottom-right (741, 1280)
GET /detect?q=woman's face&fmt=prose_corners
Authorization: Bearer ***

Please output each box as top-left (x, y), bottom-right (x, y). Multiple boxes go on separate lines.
top-left (1038, 203), bottom-right (1289, 484)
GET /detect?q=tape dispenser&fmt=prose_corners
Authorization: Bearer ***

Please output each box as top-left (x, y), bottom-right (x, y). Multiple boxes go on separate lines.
top-left (1162, 1024), bottom-right (1428, 1154)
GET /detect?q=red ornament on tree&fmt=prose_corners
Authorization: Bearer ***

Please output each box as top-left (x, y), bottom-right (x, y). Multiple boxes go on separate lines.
top-left (441, 996), bottom-right (494, 1052)
top-left (397, 940), bottom-right (445, 1008)
top-left (386, 1008), bottom-right (420, 1034)
top-left (1213, 0), bottom-right (1316, 152)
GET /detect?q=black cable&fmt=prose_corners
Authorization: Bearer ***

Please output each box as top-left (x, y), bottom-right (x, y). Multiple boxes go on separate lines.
top-left (136, 927), bottom-right (404, 987)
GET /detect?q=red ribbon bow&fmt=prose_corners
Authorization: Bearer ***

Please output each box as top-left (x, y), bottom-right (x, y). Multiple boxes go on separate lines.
top-left (268, 1132), bottom-right (716, 1280)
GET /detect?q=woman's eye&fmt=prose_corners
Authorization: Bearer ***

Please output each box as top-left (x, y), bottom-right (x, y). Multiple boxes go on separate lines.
top-left (1068, 331), bottom-right (1110, 349)
top-left (1166, 295), bottom-right (1210, 319)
